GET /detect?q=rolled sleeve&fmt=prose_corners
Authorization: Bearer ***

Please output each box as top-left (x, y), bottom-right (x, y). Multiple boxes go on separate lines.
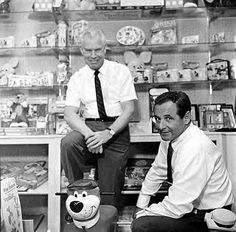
top-left (119, 66), bottom-right (137, 102)
top-left (65, 72), bottom-right (81, 108)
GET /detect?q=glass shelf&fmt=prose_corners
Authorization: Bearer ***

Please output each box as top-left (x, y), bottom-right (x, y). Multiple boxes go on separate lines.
top-left (1, 41), bottom-right (235, 57)
top-left (134, 79), bottom-right (236, 91)
top-left (0, 47), bottom-right (58, 57)
top-left (0, 11), bottom-right (55, 23)
top-left (0, 6), bottom-right (236, 24)
top-left (0, 85), bottom-right (60, 90)
top-left (19, 181), bottom-right (48, 195)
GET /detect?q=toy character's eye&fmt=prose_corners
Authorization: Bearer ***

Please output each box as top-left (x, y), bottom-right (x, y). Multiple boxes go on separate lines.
top-left (81, 191), bottom-right (87, 197)
top-left (74, 191), bottom-right (79, 198)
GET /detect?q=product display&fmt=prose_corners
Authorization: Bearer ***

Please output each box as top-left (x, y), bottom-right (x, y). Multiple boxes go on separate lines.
top-left (124, 51), bottom-right (152, 83)
top-left (0, 3), bottom-right (236, 232)
top-left (0, 161), bottom-right (48, 190)
top-left (33, 0), bottom-right (53, 12)
top-left (124, 159), bottom-right (153, 190)
top-left (206, 59), bottom-right (231, 80)
top-left (116, 26), bottom-right (145, 46)
top-left (149, 19), bottom-right (177, 45)
top-left (68, 20), bottom-right (89, 46)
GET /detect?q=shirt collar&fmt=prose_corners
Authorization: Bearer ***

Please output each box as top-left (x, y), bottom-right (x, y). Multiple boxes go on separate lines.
top-left (171, 122), bottom-right (194, 151)
top-left (86, 59), bottom-right (108, 78)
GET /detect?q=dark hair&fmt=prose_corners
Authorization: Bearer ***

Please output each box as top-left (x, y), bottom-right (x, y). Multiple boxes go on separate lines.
top-left (154, 91), bottom-right (191, 118)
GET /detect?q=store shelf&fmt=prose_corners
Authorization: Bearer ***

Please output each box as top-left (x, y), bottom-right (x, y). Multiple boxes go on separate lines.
top-left (134, 79), bottom-right (236, 92)
top-left (19, 181), bottom-right (48, 195)
top-left (1, 6), bottom-right (236, 24)
top-left (0, 11), bottom-right (55, 23)
top-left (0, 135), bottom-right (62, 232)
top-left (1, 4), bottom-right (236, 231)
top-left (0, 47), bottom-right (58, 57)
top-left (1, 41), bottom-right (235, 57)
top-left (130, 133), bottom-right (161, 142)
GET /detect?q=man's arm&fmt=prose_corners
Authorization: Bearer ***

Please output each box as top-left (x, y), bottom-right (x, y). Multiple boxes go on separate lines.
top-left (133, 142), bottom-right (168, 219)
top-left (64, 105), bottom-right (93, 138)
top-left (86, 99), bottom-right (135, 150)
top-left (136, 144), bottom-right (211, 219)
top-left (64, 106), bottom-right (102, 153)
top-left (108, 99), bottom-right (135, 133)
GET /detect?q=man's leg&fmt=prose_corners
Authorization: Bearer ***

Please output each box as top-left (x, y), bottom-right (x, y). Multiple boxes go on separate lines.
top-left (131, 215), bottom-right (208, 232)
top-left (61, 130), bottom-right (94, 183)
top-left (97, 126), bottom-right (130, 210)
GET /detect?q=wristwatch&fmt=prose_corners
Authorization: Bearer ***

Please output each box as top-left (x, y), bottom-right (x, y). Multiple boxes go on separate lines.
top-left (107, 127), bottom-right (115, 136)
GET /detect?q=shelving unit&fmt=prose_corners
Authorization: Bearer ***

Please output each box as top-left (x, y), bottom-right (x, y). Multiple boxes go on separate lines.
top-left (0, 135), bottom-right (62, 232)
top-left (1, 2), bottom-right (236, 232)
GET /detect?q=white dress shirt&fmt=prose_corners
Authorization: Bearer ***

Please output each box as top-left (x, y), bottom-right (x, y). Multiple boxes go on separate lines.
top-left (137, 123), bottom-right (234, 219)
top-left (65, 59), bottom-right (137, 118)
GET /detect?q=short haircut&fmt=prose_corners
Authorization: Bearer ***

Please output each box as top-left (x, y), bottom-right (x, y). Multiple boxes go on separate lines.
top-left (80, 28), bottom-right (107, 47)
top-left (154, 91), bottom-right (191, 118)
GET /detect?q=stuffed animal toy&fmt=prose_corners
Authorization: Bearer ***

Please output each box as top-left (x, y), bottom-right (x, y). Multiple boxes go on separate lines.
top-left (7, 94), bottom-right (28, 127)
top-left (0, 0), bottom-right (10, 14)
top-left (66, 179), bottom-right (101, 230)
top-left (124, 51), bottom-right (152, 83)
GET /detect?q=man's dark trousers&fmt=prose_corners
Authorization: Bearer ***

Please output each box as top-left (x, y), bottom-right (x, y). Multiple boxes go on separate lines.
top-left (61, 120), bottom-right (129, 210)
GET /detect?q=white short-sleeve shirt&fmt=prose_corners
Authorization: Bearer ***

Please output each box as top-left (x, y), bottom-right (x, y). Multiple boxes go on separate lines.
top-left (66, 59), bottom-right (137, 118)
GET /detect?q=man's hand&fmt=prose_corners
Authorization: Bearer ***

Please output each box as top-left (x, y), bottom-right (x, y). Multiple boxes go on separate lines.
top-left (132, 207), bottom-right (143, 219)
top-left (86, 130), bottom-right (112, 151)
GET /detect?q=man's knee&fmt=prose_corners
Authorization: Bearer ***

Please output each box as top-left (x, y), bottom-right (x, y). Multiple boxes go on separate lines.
top-left (61, 131), bottom-right (84, 149)
top-left (131, 218), bottom-right (148, 232)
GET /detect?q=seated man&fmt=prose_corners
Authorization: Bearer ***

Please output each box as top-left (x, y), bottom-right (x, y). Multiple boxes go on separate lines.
top-left (61, 28), bottom-right (137, 210)
top-left (132, 91), bottom-right (234, 232)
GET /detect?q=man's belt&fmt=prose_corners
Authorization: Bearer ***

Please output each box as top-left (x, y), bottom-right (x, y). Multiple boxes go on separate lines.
top-left (184, 204), bottom-right (232, 220)
top-left (85, 116), bottom-right (118, 122)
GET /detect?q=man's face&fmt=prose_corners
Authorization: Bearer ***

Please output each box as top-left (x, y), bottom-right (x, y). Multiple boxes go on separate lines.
top-left (81, 37), bottom-right (106, 70)
top-left (154, 101), bottom-right (190, 141)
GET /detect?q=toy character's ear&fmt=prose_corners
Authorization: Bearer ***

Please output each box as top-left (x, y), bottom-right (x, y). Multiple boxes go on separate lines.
top-left (139, 51), bottom-right (152, 64)
top-left (124, 51), bottom-right (137, 64)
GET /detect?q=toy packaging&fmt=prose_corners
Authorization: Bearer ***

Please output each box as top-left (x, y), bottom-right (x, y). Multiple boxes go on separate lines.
top-left (68, 20), bottom-right (89, 46)
top-left (33, 0), bottom-right (53, 12)
top-left (149, 19), bottom-right (177, 45)
top-left (124, 158), bottom-right (154, 190)
top-left (206, 59), bottom-right (231, 80)
top-left (1, 178), bottom-right (23, 232)
top-left (165, 0), bottom-right (183, 9)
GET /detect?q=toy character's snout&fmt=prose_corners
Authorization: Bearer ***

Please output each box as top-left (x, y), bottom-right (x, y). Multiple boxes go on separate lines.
top-left (70, 200), bottom-right (84, 213)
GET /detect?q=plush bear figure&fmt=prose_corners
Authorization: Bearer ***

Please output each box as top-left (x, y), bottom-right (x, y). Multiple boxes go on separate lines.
top-left (8, 94), bottom-right (28, 127)
top-left (66, 179), bottom-right (100, 230)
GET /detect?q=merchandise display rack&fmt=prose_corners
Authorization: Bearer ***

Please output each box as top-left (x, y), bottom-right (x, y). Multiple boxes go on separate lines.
top-left (1, 2), bottom-right (236, 231)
